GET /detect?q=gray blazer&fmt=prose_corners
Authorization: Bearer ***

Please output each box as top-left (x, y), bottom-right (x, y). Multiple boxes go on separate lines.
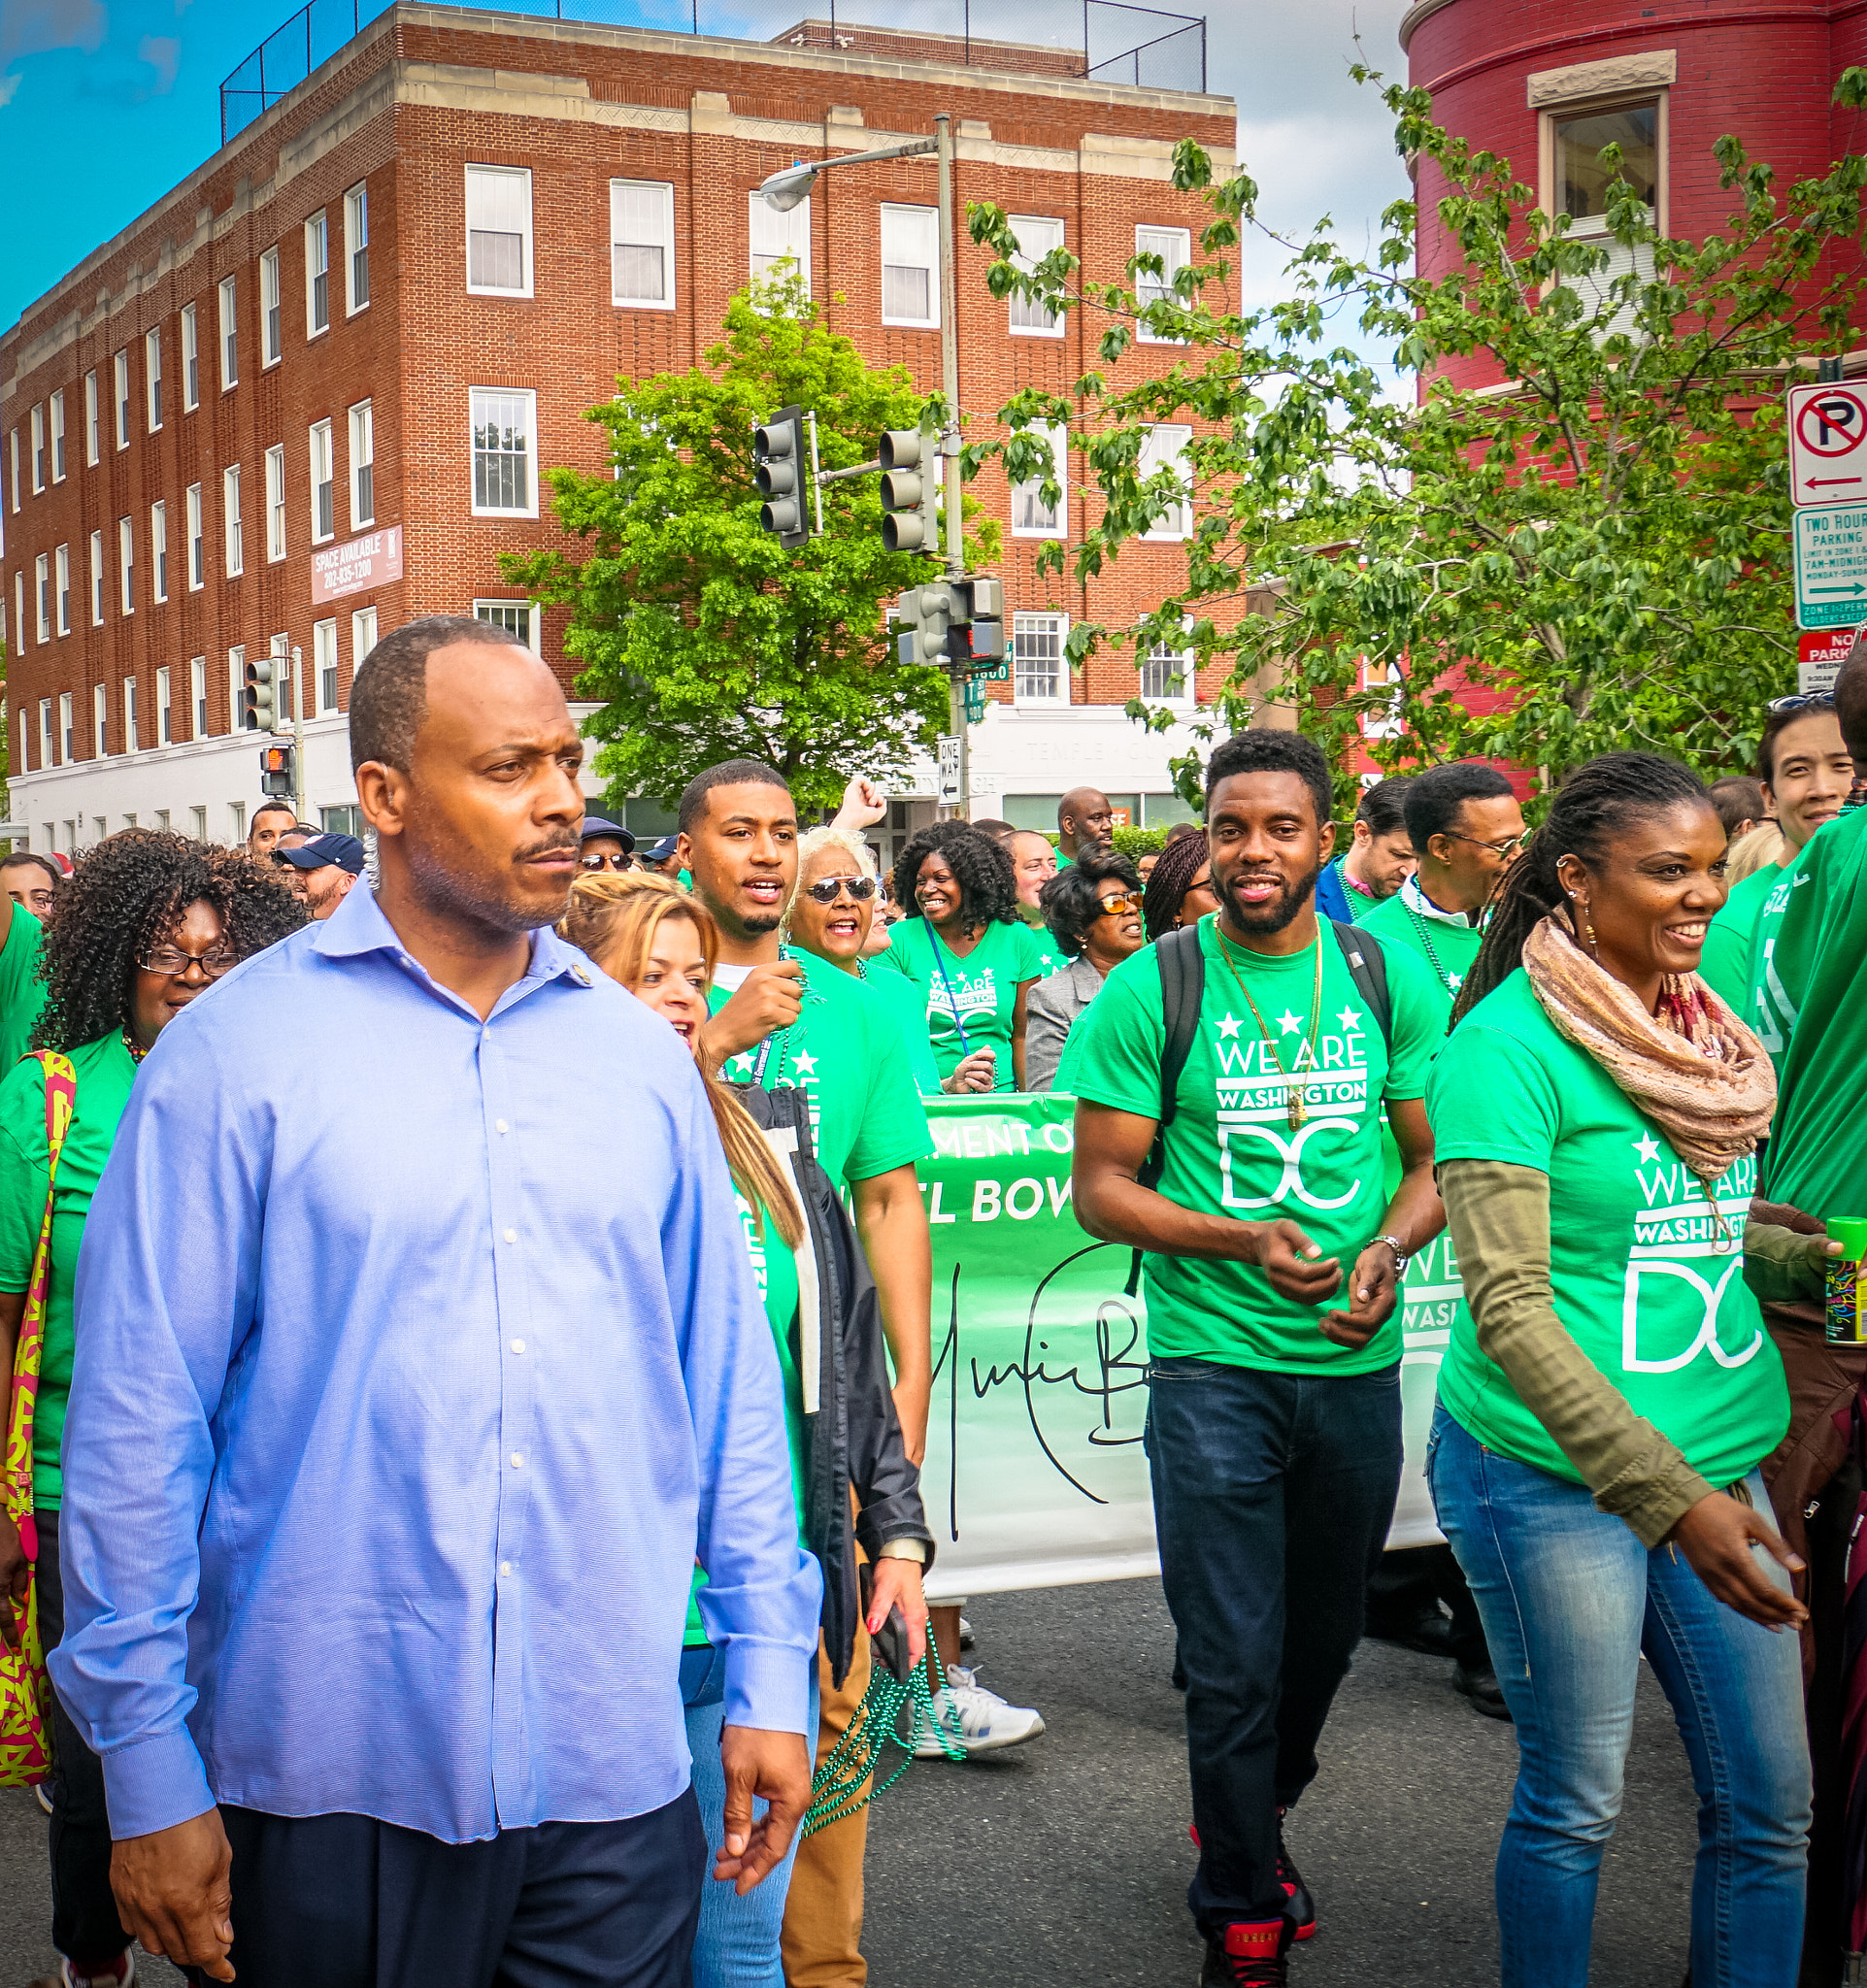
top-left (1024, 954), bottom-right (1107, 1093)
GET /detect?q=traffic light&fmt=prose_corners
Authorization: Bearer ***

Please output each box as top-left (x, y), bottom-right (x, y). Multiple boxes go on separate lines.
top-left (753, 405), bottom-right (810, 549)
top-left (892, 582), bottom-right (955, 667)
top-left (880, 429), bottom-right (942, 554)
top-left (243, 653), bottom-right (276, 730)
top-left (258, 743), bottom-right (294, 797)
top-left (951, 576), bottom-right (1005, 666)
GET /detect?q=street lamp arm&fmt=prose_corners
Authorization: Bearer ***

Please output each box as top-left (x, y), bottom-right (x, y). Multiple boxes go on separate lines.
top-left (755, 136), bottom-right (938, 208)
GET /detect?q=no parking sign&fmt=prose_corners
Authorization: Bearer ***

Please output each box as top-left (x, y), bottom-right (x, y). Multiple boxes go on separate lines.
top-left (1789, 381), bottom-right (1867, 507)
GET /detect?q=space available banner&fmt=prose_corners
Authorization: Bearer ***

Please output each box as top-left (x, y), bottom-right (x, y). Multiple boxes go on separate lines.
top-left (916, 1094), bottom-right (1450, 1602)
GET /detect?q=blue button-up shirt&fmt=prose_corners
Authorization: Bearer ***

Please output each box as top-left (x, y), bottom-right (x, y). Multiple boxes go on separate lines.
top-left (53, 884), bottom-right (820, 1843)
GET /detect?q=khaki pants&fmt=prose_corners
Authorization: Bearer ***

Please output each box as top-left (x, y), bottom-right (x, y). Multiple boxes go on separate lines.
top-left (781, 1618), bottom-right (873, 1988)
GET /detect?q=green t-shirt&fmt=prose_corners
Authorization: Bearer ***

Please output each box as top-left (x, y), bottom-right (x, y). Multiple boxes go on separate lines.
top-left (0, 903), bottom-right (46, 1077)
top-left (708, 948), bottom-right (932, 1189)
top-left (1698, 862), bottom-right (1780, 1014)
top-left (1359, 889), bottom-right (1484, 1008)
top-left (858, 960), bottom-right (944, 1095)
top-left (0, 1032), bottom-right (139, 1507)
top-left (1063, 914), bottom-right (1442, 1374)
top-left (1759, 807), bottom-right (1867, 1221)
top-left (868, 917), bottom-right (1050, 1092)
top-left (1017, 913), bottom-right (1069, 980)
top-left (685, 1189), bottom-right (806, 1646)
top-left (1744, 838), bottom-right (1825, 1077)
top-left (1428, 970), bottom-right (1788, 1488)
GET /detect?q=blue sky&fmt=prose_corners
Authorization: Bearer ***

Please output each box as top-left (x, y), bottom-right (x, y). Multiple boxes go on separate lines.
top-left (0, 0), bottom-right (1412, 337)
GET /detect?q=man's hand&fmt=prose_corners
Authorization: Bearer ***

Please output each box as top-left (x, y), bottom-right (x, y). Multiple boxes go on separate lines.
top-left (1238, 1219), bottom-right (1343, 1305)
top-left (0, 1510), bottom-right (28, 1651)
top-left (111, 1810), bottom-right (236, 1982)
top-left (832, 778), bottom-right (888, 832)
top-left (715, 1726), bottom-right (812, 1896)
top-left (1669, 1493), bottom-right (1808, 1632)
top-left (1319, 1241), bottom-right (1403, 1349)
top-left (700, 961), bottom-right (805, 1068)
top-left (941, 1047), bottom-right (997, 1094)
top-left (866, 1557), bottom-right (929, 1668)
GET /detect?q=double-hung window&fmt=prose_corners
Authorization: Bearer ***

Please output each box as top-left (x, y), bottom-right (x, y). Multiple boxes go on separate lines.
top-left (307, 212), bottom-right (330, 336)
top-left (470, 388), bottom-right (536, 516)
top-left (881, 205), bottom-right (939, 327)
top-left (349, 401), bottom-right (374, 528)
top-left (157, 667), bottom-right (173, 746)
top-left (54, 546), bottom-right (69, 635)
top-left (123, 677), bottom-right (140, 752)
top-left (33, 554), bottom-right (49, 644)
top-left (1138, 423), bottom-right (1193, 539)
top-left (1008, 215), bottom-right (1064, 335)
top-left (1549, 99), bottom-right (1662, 337)
top-left (88, 530), bottom-right (103, 624)
top-left (224, 465), bottom-right (244, 576)
top-left (118, 517), bottom-right (134, 613)
top-left (185, 482), bottom-right (205, 588)
top-left (114, 348), bottom-right (130, 447)
top-left (59, 694), bottom-right (73, 765)
top-left (749, 192), bottom-right (809, 293)
top-left (1135, 225), bottom-right (1190, 342)
top-left (315, 617), bottom-right (338, 713)
top-left (474, 600), bottom-right (536, 645)
top-left (611, 180), bottom-right (675, 309)
top-left (310, 421), bottom-right (334, 542)
top-left (150, 501), bottom-right (168, 602)
top-left (466, 166), bottom-right (532, 295)
top-left (352, 605), bottom-right (378, 672)
top-left (219, 276), bottom-right (239, 387)
top-left (1013, 612), bottom-right (1067, 705)
top-left (261, 249), bottom-right (282, 366)
top-left (266, 445), bottom-right (286, 559)
top-left (182, 304), bottom-right (200, 409)
top-left (145, 328), bottom-right (163, 429)
top-left (93, 684), bottom-right (108, 759)
top-left (6, 429), bottom-right (15, 510)
top-left (38, 701), bottom-right (51, 769)
top-left (83, 372), bottom-right (99, 464)
top-left (346, 183), bottom-right (370, 313)
top-left (49, 390), bottom-right (65, 480)
top-left (1011, 423), bottom-right (1067, 538)
top-left (29, 404), bottom-right (45, 491)
top-left (229, 646), bottom-right (247, 731)
top-left (187, 656), bottom-right (206, 737)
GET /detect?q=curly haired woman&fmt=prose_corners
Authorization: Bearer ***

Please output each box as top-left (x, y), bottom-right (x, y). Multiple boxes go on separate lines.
top-left (0, 831), bottom-right (303, 1988)
top-left (869, 821), bottom-right (1049, 1092)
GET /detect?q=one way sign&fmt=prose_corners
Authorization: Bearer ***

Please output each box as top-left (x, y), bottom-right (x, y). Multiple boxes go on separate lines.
top-left (1789, 381), bottom-right (1867, 506)
top-left (1793, 503), bottom-right (1867, 628)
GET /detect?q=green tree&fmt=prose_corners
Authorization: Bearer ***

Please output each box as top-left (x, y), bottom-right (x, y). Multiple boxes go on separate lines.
top-left (505, 272), bottom-right (984, 816)
top-left (965, 70), bottom-right (1867, 813)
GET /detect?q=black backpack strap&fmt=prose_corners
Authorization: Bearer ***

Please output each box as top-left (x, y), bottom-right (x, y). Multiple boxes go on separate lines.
top-left (1329, 919), bottom-right (1392, 1053)
top-left (1125, 926), bottom-right (1205, 1297)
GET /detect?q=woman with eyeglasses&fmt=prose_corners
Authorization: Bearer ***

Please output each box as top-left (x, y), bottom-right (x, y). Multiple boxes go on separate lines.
top-left (1024, 849), bottom-right (1146, 1093)
top-left (0, 831), bottom-right (302, 1988)
top-left (1141, 828), bottom-right (1218, 942)
top-left (870, 822), bottom-right (1049, 1094)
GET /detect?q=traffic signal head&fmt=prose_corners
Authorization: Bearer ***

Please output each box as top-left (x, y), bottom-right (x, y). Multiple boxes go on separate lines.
top-left (880, 428), bottom-right (942, 554)
top-left (753, 405), bottom-right (809, 549)
top-left (258, 744), bottom-right (294, 797)
top-left (893, 582), bottom-right (955, 667)
top-left (243, 654), bottom-right (276, 731)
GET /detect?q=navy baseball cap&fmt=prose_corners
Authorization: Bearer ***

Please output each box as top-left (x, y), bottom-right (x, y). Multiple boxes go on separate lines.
top-left (277, 833), bottom-right (367, 876)
top-left (580, 815), bottom-right (637, 853)
top-left (647, 835), bottom-right (680, 863)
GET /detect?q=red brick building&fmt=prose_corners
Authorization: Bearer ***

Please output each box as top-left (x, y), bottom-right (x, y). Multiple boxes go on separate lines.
top-left (1, 1), bottom-right (1234, 859)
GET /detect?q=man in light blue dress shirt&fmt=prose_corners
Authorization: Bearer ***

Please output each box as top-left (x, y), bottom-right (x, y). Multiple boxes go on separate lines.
top-left (52, 615), bottom-right (821, 1985)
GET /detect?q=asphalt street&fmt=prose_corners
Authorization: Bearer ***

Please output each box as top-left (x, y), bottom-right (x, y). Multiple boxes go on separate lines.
top-left (2, 1576), bottom-right (1699, 1987)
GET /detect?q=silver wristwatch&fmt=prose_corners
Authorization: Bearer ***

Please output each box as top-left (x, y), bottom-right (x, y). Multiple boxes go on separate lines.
top-left (1376, 1234), bottom-right (1410, 1273)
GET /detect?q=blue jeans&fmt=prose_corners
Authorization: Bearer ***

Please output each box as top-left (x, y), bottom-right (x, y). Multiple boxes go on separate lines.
top-left (681, 1645), bottom-right (820, 1988)
top-left (1146, 1355), bottom-right (1404, 1936)
top-left (1427, 1406), bottom-right (1810, 1988)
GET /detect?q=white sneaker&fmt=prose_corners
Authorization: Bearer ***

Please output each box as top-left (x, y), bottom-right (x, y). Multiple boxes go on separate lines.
top-left (913, 1664), bottom-right (1046, 1758)
top-left (58, 1951), bottom-right (135, 1987)
top-left (33, 1779), bottom-right (52, 1815)
top-left (959, 1614), bottom-right (975, 1650)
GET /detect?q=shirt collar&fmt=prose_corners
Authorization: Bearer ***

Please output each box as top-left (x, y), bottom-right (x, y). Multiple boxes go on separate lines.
top-left (1401, 873), bottom-right (1478, 929)
top-left (312, 879), bottom-right (596, 993)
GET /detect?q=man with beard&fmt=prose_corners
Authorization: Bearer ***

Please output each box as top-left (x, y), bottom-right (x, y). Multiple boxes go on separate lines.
top-left (275, 830), bottom-right (366, 920)
top-left (52, 618), bottom-right (818, 1985)
top-left (1066, 728), bottom-right (1445, 1987)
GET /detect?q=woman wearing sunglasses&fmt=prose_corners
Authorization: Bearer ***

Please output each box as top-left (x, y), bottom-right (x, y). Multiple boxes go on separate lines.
top-left (0, 832), bottom-right (303, 1988)
top-left (1141, 828), bottom-right (1218, 943)
top-left (1024, 849), bottom-right (1146, 1093)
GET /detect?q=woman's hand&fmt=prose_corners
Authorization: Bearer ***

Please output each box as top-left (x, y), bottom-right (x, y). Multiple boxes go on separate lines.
top-left (942, 1048), bottom-right (996, 1094)
top-left (0, 1509), bottom-right (27, 1650)
top-left (866, 1555), bottom-right (929, 1667)
top-left (1669, 1492), bottom-right (1808, 1631)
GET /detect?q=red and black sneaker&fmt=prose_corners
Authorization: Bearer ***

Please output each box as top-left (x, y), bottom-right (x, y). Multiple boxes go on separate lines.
top-left (1199, 1917), bottom-right (1291, 1986)
top-left (1276, 1825), bottom-right (1317, 1942)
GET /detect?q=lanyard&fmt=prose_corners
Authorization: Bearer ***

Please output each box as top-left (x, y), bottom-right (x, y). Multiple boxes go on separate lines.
top-left (746, 945), bottom-right (795, 1088)
top-left (924, 923), bottom-right (975, 1057)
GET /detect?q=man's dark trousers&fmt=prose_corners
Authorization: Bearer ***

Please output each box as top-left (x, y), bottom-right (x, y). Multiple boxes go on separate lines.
top-left (1148, 1356), bottom-right (1404, 1936)
top-left (183, 1791), bottom-right (706, 1987)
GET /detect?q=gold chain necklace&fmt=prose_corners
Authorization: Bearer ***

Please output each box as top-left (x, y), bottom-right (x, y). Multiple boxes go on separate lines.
top-left (1214, 924), bottom-right (1324, 1130)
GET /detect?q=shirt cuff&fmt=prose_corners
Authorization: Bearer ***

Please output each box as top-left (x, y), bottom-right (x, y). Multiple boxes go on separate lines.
top-left (720, 1639), bottom-right (813, 1737)
top-left (99, 1725), bottom-right (217, 1841)
top-left (1594, 1456), bottom-right (1715, 1551)
top-left (876, 1538), bottom-right (928, 1564)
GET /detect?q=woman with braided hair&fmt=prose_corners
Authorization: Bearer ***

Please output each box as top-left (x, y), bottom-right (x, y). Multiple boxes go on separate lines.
top-left (1140, 826), bottom-right (1217, 943)
top-left (1425, 753), bottom-right (1828, 1987)
top-left (0, 832), bottom-right (303, 1988)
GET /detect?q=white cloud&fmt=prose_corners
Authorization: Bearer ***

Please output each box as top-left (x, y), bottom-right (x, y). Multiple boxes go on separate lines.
top-left (136, 29), bottom-right (176, 92)
top-left (0, 71), bottom-right (19, 104)
top-left (0, 0), bottom-right (109, 68)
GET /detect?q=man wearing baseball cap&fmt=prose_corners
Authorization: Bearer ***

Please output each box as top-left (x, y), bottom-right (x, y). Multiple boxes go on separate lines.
top-left (276, 832), bottom-right (366, 920)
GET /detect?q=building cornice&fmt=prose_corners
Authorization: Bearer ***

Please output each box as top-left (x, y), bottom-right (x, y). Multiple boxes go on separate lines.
top-left (1398, 0), bottom-right (1459, 54)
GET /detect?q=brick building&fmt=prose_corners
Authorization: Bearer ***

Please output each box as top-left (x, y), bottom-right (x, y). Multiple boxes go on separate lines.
top-left (0, 1), bottom-right (1234, 860)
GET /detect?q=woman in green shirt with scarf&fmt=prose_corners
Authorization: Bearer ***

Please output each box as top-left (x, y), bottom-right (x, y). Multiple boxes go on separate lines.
top-left (0, 831), bottom-right (303, 1988)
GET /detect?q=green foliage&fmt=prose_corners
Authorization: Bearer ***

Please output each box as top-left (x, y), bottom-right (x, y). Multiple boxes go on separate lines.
top-left (504, 271), bottom-right (993, 815)
top-left (964, 71), bottom-right (1867, 815)
top-left (1112, 824), bottom-right (1169, 860)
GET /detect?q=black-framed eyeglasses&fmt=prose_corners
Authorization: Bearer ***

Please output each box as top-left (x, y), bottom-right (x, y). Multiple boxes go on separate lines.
top-left (1097, 892), bottom-right (1143, 917)
top-left (1767, 692), bottom-right (1837, 714)
top-left (1185, 870), bottom-right (1215, 895)
top-left (1443, 830), bottom-right (1528, 859)
top-left (139, 945), bottom-right (238, 979)
top-left (801, 875), bottom-right (878, 904)
top-left (581, 850), bottom-right (635, 872)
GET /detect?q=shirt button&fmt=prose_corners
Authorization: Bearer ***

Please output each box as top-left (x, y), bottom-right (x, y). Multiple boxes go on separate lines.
top-left (499, 1562), bottom-right (513, 1576)
top-left (510, 1451), bottom-right (524, 1469)
top-left (495, 1119), bottom-right (509, 1134)
top-left (510, 1339), bottom-right (525, 1354)
top-left (503, 1228), bottom-right (517, 1243)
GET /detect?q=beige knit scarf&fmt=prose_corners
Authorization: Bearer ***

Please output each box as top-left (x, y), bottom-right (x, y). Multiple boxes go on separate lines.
top-left (1521, 907), bottom-right (1776, 1188)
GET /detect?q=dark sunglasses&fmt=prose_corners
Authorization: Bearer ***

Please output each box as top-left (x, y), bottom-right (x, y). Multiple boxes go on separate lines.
top-left (1767, 692), bottom-right (1836, 713)
top-left (580, 850), bottom-right (635, 872)
top-left (801, 875), bottom-right (878, 904)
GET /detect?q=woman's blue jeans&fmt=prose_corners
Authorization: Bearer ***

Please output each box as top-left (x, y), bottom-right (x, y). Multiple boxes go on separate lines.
top-left (680, 1644), bottom-right (820, 1988)
top-left (1427, 1406), bottom-right (1810, 1988)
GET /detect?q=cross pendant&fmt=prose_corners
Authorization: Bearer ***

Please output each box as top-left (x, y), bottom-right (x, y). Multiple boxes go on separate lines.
top-left (1287, 1087), bottom-right (1307, 1132)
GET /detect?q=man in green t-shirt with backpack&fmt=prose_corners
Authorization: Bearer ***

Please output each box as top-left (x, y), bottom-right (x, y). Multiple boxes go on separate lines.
top-left (1067, 730), bottom-right (1446, 1986)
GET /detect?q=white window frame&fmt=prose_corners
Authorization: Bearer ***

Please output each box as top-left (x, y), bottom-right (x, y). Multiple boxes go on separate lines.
top-left (266, 444), bottom-right (286, 560)
top-left (345, 182), bottom-right (370, 315)
top-left (114, 348), bottom-right (130, 448)
top-left (465, 165), bottom-right (533, 297)
top-left (1008, 215), bottom-right (1064, 337)
top-left (1013, 610), bottom-right (1068, 707)
top-left (306, 210), bottom-right (330, 337)
top-left (186, 482), bottom-right (205, 589)
top-left (1138, 423), bottom-right (1193, 540)
top-left (49, 390), bottom-right (65, 480)
top-left (1011, 422), bottom-right (1068, 539)
top-left (93, 683), bottom-right (108, 759)
top-left (190, 806), bottom-right (207, 841)
top-left (469, 388), bottom-right (538, 518)
top-left (749, 191), bottom-right (810, 294)
top-left (38, 700), bottom-right (51, 768)
top-left (59, 693), bottom-right (73, 766)
top-left (29, 404), bottom-right (45, 492)
top-left (118, 516), bottom-right (134, 613)
top-left (182, 304), bottom-right (200, 410)
top-left (310, 419), bottom-right (335, 542)
top-left (880, 204), bottom-right (939, 328)
top-left (1135, 224), bottom-right (1191, 343)
top-left (123, 676), bottom-right (139, 753)
top-left (351, 604), bottom-right (378, 673)
top-left (145, 327), bottom-right (163, 430)
top-left (473, 599), bottom-right (539, 646)
top-left (151, 499), bottom-right (168, 602)
top-left (349, 401), bottom-right (374, 529)
top-left (83, 371), bottom-right (99, 465)
top-left (219, 275), bottom-right (240, 389)
top-left (156, 666), bottom-right (173, 746)
top-left (1139, 618), bottom-right (1195, 707)
top-left (229, 646), bottom-right (246, 732)
top-left (261, 250), bottom-right (282, 367)
top-left (315, 616), bottom-right (339, 714)
top-left (224, 464), bottom-right (244, 577)
top-left (33, 554), bottom-right (49, 644)
top-left (88, 529), bottom-right (103, 625)
top-left (54, 544), bottom-right (69, 636)
top-left (191, 655), bottom-right (208, 737)
top-left (6, 428), bottom-right (15, 511)
top-left (610, 179), bottom-right (675, 310)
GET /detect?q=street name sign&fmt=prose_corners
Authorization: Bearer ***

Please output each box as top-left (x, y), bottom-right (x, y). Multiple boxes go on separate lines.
top-left (1792, 504), bottom-right (1867, 629)
top-left (1789, 381), bottom-right (1867, 507)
